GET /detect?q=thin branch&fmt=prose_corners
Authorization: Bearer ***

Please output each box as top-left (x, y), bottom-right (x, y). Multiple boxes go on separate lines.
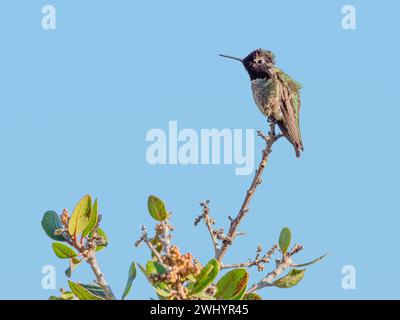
top-left (246, 244), bottom-right (304, 293)
top-left (216, 121), bottom-right (282, 263)
top-left (135, 225), bottom-right (164, 264)
top-left (288, 243), bottom-right (304, 257)
top-left (246, 254), bottom-right (293, 293)
top-left (67, 222), bottom-right (116, 300)
top-left (85, 253), bottom-right (116, 300)
top-left (195, 201), bottom-right (220, 257)
top-left (221, 244), bottom-right (278, 271)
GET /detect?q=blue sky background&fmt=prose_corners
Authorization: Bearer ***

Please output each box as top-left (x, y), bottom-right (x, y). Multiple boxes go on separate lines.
top-left (0, 0), bottom-right (399, 299)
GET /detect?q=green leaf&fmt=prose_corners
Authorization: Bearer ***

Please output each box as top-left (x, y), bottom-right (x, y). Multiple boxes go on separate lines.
top-left (191, 258), bottom-right (219, 295)
top-left (215, 269), bottom-right (249, 300)
top-left (145, 261), bottom-right (171, 298)
top-left (82, 198), bottom-right (98, 238)
top-left (122, 262), bottom-right (137, 300)
top-left (292, 253), bottom-right (327, 267)
top-left (41, 211), bottom-right (66, 242)
top-left (146, 260), bottom-right (168, 275)
top-left (273, 268), bottom-right (306, 288)
top-left (80, 284), bottom-right (106, 299)
top-left (52, 242), bottom-right (78, 259)
top-left (64, 268), bottom-right (72, 278)
top-left (231, 285), bottom-right (246, 300)
top-left (279, 227), bottom-right (291, 253)
top-left (242, 293), bottom-right (262, 300)
top-left (155, 284), bottom-right (171, 298)
top-left (49, 291), bottom-right (75, 300)
top-left (186, 273), bottom-right (197, 283)
top-left (68, 281), bottom-right (104, 300)
top-left (60, 291), bottom-right (75, 300)
top-left (191, 293), bottom-right (216, 300)
top-left (68, 195), bottom-right (92, 237)
top-left (95, 227), bottom-right (108, 252)
top-left (65, 257), bottom-right (82, 277)
top-left (147, 195), bottom-right (168, 221)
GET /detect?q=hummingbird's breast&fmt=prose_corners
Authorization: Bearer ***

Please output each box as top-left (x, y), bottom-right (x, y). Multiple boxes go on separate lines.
top-left (251, 78), bottom-right (272, 118)
top-left (251, 78), bottom-right (283, 121)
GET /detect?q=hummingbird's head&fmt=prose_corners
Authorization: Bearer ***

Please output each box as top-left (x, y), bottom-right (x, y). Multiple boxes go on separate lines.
top-left (243, 49), bottom-right (275, 79)
top-left (219, 49), bottom-right (275, 80)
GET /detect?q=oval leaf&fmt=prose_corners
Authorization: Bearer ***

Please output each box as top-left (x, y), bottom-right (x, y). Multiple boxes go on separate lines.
top-left (155, 284), bottom-right (171, 298)
top-left (68, 195), bottom-right (92, 237)
top-left (243, 293), bottom-right (262, 300)
top-left (82, 198), bottom-right (98, 238)
top-left (190, 293), bottom-right (216, 300)
top-left (68, 281), bottom-right (104, 300)
top-left (49, 291), bottom-right (75, 300)
top-left (147, 195), bottom-right (168, 221)
top-left (80, 284), bottom-right (106, 299)
top-left (146, 260), bottom-right (167, 275)
top-left (279, 227), bottom-right (291, 253)
top-left (191, 258), bottom-right (220, 295)
top-left (60, 291), bottom-right (75, 300)
top-left (52, 242), bottom-right (77, 259)
top-left (122, 262), bottom-right (137, 300)
top-left (273, 268), bottom-right (305, 288)
top-left (65, 258), bottom-right (82, 278)
top-left (145, 261), bottom-right (171, 298)
top-left (215, 269), bottom-right (249, 300)
top-left (41, 211), bottom-right (66, 242)
top-left (231, 285), bottom-right (246, 300)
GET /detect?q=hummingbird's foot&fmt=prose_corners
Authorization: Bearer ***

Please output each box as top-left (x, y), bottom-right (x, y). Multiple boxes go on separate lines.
top-left (267, 116), bottom-right (275, 124)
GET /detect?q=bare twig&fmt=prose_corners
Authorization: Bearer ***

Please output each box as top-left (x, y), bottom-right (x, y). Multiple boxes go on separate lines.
top-left (246, 244), bottom-right (304, 293)
top-left (288, 244), bottom-right (304, 257)
top-left (216, 121), bottom-right (282, 263)
top-left (221, 244), bottom-right (278, 271)
top-left (195, 201), bottom-right (220, 257)
top-left (246, 254), bottom-right (293, 293)
top-left (135, 225), bottom-right (164, 264)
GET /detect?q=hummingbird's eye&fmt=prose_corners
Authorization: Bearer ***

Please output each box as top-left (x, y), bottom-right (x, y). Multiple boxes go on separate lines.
top-left (255, 58), bottom-right (264, 64)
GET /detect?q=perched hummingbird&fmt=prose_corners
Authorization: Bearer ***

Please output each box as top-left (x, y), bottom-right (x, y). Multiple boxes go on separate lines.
top-left (220, 49), bottom-right (303, 157)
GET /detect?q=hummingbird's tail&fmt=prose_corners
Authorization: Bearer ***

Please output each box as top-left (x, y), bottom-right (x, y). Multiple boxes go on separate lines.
top-left (277, 121), bottom-right (303, 158)
top-left (294, 144), bottom-right (304, 158)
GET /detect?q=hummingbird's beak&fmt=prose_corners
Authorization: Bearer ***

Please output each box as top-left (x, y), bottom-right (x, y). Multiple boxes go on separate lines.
top-left (219, 54), bottom-right (243, 63)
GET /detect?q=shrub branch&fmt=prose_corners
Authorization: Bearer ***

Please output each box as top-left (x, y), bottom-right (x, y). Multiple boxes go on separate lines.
top-left (247, 244), bottom-right (303, 293)
top-left (60, 212), bottom-right (116, 300)
top-left (86, 254), bottom-right (116, 300)
top-left (217, 121), bottom-right (282, 262)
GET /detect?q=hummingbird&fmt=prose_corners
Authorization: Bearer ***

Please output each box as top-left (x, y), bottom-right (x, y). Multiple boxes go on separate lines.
top-left (220, 49), bottom-right (303, 157)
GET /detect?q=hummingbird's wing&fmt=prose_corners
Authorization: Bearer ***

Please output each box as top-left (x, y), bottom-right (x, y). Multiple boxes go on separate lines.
top-left (275, 70), bottom-right (303, 157)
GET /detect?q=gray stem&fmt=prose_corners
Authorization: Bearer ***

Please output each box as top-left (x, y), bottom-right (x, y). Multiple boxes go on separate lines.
top-left (86, 254), bottom-right (116, 300)
top-left (247, 254), bottom-right (292, 293)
